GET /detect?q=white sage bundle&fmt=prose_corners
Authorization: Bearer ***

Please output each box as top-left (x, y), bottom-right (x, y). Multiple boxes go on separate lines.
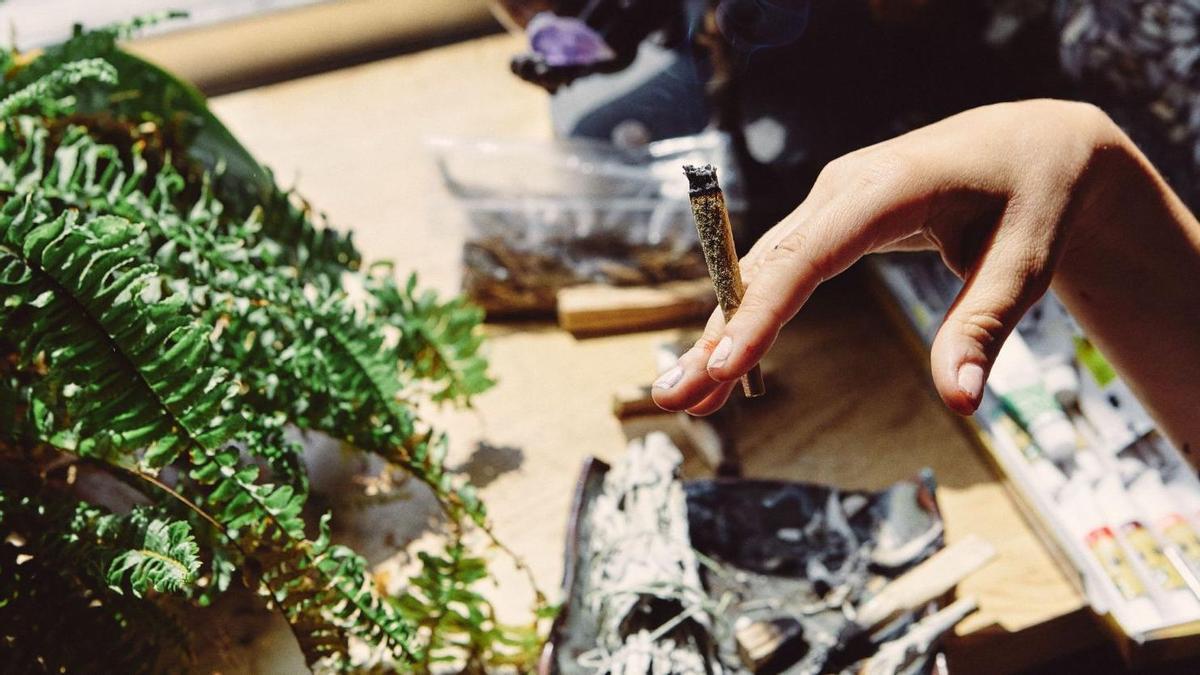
top-left (578, 432), bottom-right (723, 674)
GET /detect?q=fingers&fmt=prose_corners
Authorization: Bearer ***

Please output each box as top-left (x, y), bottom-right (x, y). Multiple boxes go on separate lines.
top-left (654, 104), bottom-right (1082, 419)
top-left (705, 170), bottom-right (933, 384)
top-left (929, 216), bottom-right (1057, 414)
top-left (685, 380), bottom-right (737, 417)
top-left (658, 149), bottom-right (951, 413)
top-left (652, 308), bottom-right (727, 411)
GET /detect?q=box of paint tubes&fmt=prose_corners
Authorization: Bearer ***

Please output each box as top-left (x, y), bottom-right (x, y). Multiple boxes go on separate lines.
top-left (873, 252), bottom-right (1200, 665)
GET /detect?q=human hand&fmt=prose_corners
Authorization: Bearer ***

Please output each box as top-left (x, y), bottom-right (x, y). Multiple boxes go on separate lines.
top-left (653, 99), bottom-right (1129, 417)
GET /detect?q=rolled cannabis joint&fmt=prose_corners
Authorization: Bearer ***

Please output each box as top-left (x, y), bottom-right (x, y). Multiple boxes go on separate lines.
top-left (683, 164), bottom-right (766, 398)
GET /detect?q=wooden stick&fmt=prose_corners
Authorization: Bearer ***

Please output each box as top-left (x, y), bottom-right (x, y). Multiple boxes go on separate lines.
top-left (611, 384), bottom-right (662, 418)
top-left (735, 616), bottom-right (803, 672)
top-left (683, 164), bottom-right (765, 398)
top-left (859, 596), bottom-right (980, 675)
top-left (557, 279), bottom-right (715, 335)
top-left (854, 534), bottom-right (996, 630)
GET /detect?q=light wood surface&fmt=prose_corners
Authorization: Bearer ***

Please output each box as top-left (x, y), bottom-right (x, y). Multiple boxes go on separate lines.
top-left (206, 33), bottom-right (1097, 673)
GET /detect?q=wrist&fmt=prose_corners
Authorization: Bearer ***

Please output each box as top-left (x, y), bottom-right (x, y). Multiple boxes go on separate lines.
top-left (1058, 109), bottom-right (1152, 278)
top-left (1051, 113), bottom-right (1200, 454)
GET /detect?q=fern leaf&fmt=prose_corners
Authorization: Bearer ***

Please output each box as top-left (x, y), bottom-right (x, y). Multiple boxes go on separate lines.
top-left (300, 289), bottom-right (487, 524)
top-left (394, 538), bottom-right (543, 669)
top-left (0, 114), bottom-right (360, 288)
top-left (0, 195), bottom-right (240, 467)
top-left (0, 58), bottom-right (117, 118)
top-left (258, 185), bottom-right (362, 280)
top-left (3, 40), bottom-right (358, 284)
top-left (196, 270), bottom-right (483, 525)
top-left (0, 464), bottom-right (193, 672)
top-left (189, 430), bottom-right (415, 668)
top-left (108, 519), bottom-right (201, 597)
top-left (367, 267), bottom-right (494, 406)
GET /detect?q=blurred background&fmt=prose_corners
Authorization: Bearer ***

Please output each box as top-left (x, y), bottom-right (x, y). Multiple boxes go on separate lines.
top-left (6, 0), bottom-right (331, 46)
top-left (1, 0), bottom-right (499, 93)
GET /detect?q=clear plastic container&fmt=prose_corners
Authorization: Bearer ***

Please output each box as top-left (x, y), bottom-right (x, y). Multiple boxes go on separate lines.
top-left (430, 131), bottom-right (743, 316)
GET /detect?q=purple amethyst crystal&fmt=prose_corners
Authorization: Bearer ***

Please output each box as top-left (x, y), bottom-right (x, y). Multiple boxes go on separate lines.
top-left (526, 12), bottom-right (616, 67)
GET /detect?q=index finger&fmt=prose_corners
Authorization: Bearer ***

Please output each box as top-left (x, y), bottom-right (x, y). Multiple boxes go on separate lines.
top-left (705, 153), bottom-right (945, 383)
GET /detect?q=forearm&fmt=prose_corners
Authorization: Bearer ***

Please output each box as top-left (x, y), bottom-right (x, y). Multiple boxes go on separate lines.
top-left (1055, 132), bottom-right (1200, 459)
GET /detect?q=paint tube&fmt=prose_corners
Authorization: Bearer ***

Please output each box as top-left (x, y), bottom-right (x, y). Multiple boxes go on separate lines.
top-left (1017, 295), bottom-right (1081, 408)
top-left (874, 255), bottom-right (959, 342)
top-left (1061, 404), bottom-right (1119, 481)
top-left (1076, 380), bottom-right (1138, 455)
top-left (1130, 470), bottom-right (1200, 575)
top-left (989, 332), bottom-right (1078, 463)
top-left (1095, 475), bottom-right (1200, 622)
top-left (1058, 479), bottom-right (1159, 632)
top-left (1074, 338), bottom-right (1156, 451)
top-left (993, 413), bottom-right (1068, 497)
top-left (1073, 448), bottom-right (1108, 485)
top-left (1166, 479), bottom-right (1200, 528)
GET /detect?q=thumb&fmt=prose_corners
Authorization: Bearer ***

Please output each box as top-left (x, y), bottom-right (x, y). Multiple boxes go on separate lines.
top-left (929, 235), bottom-right (1054, 415)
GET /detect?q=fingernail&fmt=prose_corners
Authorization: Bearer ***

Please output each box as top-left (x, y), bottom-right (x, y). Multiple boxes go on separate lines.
top-left (957, 363), bottom-right (984, 402)
top-left (653, 365), bottom-right (684, 390)
top-left (707, 336), bottom-right (733, 370)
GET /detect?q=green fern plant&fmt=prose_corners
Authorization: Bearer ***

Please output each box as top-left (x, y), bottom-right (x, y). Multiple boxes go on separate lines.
top-left (0, 15), bottom-right (543, 673)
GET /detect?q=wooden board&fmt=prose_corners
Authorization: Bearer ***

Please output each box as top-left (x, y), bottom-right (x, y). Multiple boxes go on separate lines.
top-left (204, 32), bottom-right (1098, 674)
top-left (557, 278), bottom-right (715, 335)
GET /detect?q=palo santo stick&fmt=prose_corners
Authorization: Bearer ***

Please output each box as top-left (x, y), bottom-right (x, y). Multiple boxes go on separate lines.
top-left (557, 278), bottom-right (715, 335)
top-left (854, 534), bottom-right (996, 630)
top-left (683, 164), bottom-right (765, 398)
top-left (734, 616), bottom-right (803, 672)
top-left (611, 384), bottom-right (661, 418)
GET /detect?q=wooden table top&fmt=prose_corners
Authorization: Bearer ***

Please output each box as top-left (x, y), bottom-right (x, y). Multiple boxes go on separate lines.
top-left (208, 32), bottom-right (1097, 674)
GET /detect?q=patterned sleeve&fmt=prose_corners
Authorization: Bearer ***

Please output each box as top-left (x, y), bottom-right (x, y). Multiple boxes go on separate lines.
top-left (1056, 0), bottom-right (1200, 208)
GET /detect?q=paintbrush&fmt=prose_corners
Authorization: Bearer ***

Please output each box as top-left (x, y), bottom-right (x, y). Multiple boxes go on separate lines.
top-left (858, 596), bottom-right (980, 675)
top-left (823, 534), bottom-right (996, 671)
top-left (739, 535), bottom-right (996, 673)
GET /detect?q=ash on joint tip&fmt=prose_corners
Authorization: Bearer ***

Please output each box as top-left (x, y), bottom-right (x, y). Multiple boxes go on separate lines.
top-left (683, 163), bottom-right (720, 195)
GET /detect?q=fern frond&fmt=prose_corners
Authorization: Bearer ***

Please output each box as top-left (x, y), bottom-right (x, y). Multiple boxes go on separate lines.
top-left (0, 194), bottom-right (240, 467)
top-left (367, 267), bottom-right (493, 406)
top-left (188, 430), bottom-right (416, 668)
top-left (0, 117), bottom-right (153, 217)
top-left (300, 288), bottom-right (487, 525)
top-left (0, 536), bottom-right (192, 673)
top-left (196, 269), bottom-right (484, 526)
top-left (0, 114), bottom-right (359, 289)
top-left (0, 134), bottom-right (475, 541)
top-left (106, 11), bottom-right (191, 40)
top-left (257, 184), bottom-right (362, 280)
top-left (4, 29), bottom-right (358, 283)
top-left (0, 20), bottom-right (544, 670)
top-left (393, 538), bottom-right (543, 670)
top-left (0, 59), bottom-right (118, 118)
top-left (108, 518), bottom-right (201, 597)
top-left (0, 463), bottom-right (193, 672)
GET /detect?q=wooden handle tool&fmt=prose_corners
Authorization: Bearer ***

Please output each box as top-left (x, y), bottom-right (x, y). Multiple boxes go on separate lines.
top-left (855, 534), bottom-right (996, 629)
